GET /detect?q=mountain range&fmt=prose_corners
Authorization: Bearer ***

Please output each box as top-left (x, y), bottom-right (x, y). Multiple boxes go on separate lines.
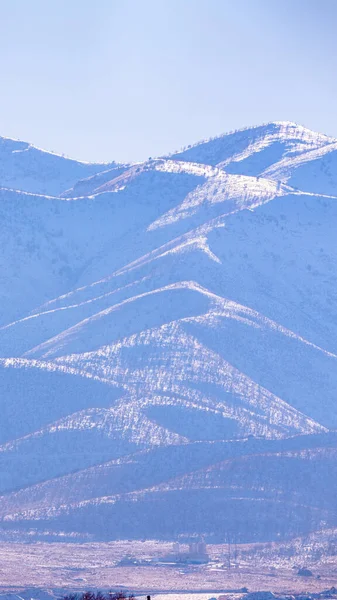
top-left (1, 121), bottom-right (337, 543)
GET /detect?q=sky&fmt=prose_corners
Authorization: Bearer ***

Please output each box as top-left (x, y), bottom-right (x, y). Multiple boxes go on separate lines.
top-left (0, 0), bottom-right (336, 163)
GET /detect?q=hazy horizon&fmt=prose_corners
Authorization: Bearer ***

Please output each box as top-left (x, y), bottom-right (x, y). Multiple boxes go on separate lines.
top-left (1, 0), bottom-right (337, 162)
top-left (2, 118), bottom-right (332, 165)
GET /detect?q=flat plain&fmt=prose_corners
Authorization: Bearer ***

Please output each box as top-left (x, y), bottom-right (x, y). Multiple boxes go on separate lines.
top-left (0, 540), bottom-right (336, 594)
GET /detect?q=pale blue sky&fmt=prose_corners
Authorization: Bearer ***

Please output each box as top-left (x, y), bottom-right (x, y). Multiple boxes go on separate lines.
top-left (0, 0), bottom-right (336, 162)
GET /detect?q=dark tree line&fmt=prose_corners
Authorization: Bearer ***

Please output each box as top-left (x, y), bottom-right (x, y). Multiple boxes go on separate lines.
top-left (62, 592), bottom-right (135, 600)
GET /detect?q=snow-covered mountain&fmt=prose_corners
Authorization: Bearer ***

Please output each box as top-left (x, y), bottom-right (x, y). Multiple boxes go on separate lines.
top-left (0, 135), bottom-right (126, 196)
top-left (1, 121), bottom-right (337, 543)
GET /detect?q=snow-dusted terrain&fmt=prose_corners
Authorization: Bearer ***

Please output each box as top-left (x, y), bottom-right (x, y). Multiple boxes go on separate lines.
top-left (1, 121), bottom-right (337, 542)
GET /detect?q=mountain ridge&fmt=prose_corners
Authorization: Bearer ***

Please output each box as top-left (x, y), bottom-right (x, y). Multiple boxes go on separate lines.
top-left (1, 120), bottom-right (337, 542)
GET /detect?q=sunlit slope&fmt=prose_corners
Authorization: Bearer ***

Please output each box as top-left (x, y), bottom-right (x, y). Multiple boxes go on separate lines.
top-left (1, 121), bottom-right (337, 543)
top-left (0, 135), bottom-right (119, 196)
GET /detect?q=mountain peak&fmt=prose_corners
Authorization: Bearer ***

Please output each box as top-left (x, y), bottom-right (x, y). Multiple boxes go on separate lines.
top-left (1, 120), bottom-right (337, 544)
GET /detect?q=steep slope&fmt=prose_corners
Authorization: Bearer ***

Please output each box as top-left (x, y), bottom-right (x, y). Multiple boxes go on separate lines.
top-left (2, 177), bottom-right (335, 428)
top-left (0, 167), bottom-right (203, 325)
top-left (263, 141), bottom-right (337, 196)
top-left (1, 121), bottom-right (337, 544)
top-left (171, 121), bottom-right (337, 198)
top-left (17, 275), bottom-right (337, 430)
top-left (2, 433), bottom-right (335, 519)
top-left (1, 435), bottom-right (337, 542)
top-left (61, 164), bottom-right (130, 197)
top-left (0, 135), bottom-right (119, 196)
top-left (172, 121), bottom-right (334, 175)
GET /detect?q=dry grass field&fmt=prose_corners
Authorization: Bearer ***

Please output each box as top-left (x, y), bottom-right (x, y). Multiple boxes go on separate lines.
top-left (0, 539), bottom-right (336, 595)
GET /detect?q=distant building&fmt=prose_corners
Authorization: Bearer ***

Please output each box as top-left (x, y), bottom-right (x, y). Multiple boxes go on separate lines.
top-left (197, 539), bottom-right (207, 555)
top-left (189, 542), bottom-right (198, 555)
top-left (187, 536), bottom-right (209, 562)
top-left (175, 537), bottom-right (209, 563)
top-left (153, 537), bottom-right (209, 565)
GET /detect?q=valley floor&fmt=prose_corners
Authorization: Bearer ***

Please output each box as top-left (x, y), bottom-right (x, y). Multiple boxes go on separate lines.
top-left (0, 540), bottom-right (336, 594)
